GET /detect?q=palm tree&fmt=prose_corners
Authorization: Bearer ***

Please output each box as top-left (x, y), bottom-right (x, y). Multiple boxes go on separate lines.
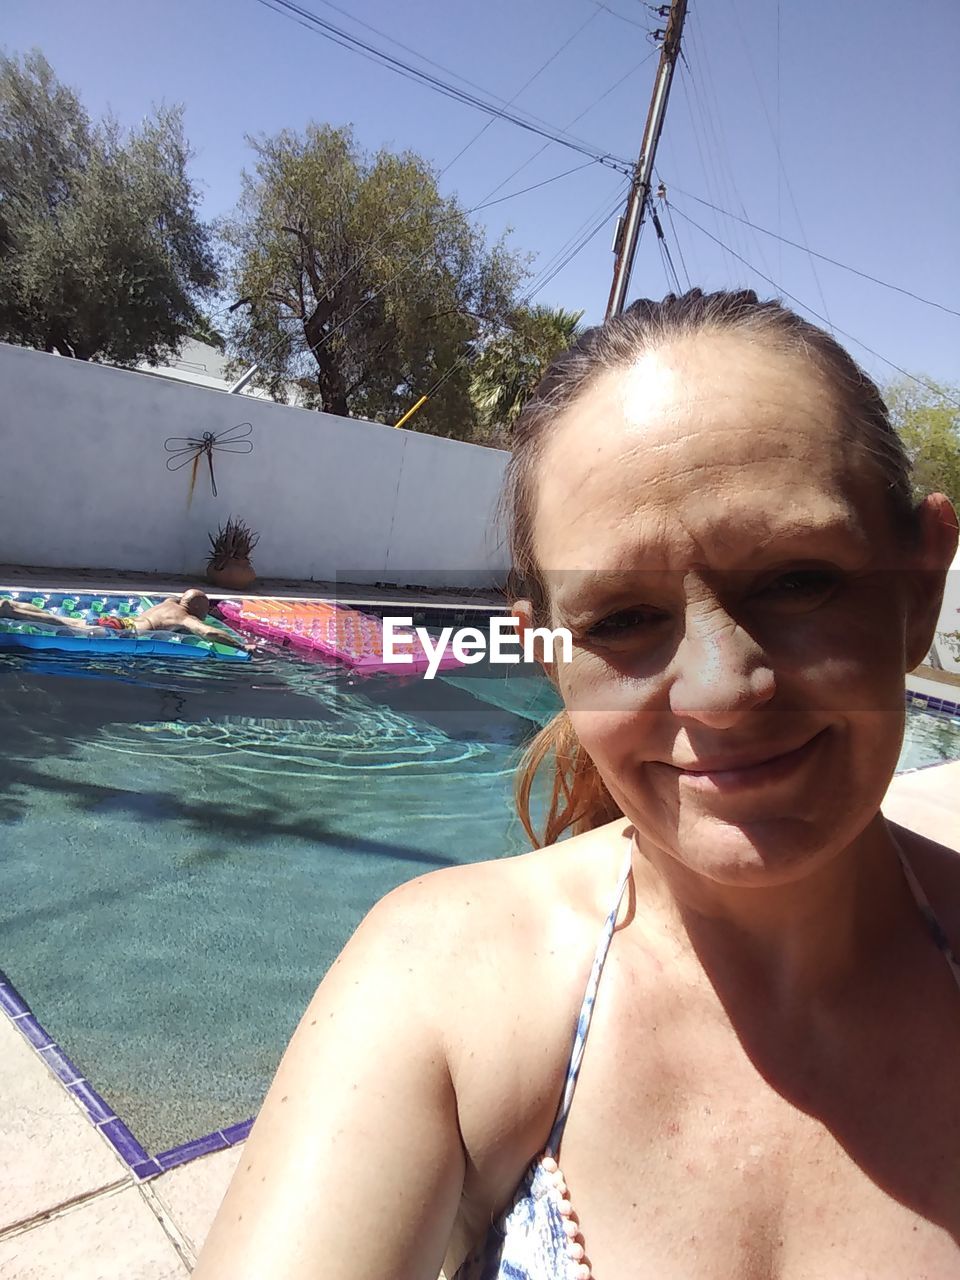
top-left (470, 304), bottom-right (583, 442)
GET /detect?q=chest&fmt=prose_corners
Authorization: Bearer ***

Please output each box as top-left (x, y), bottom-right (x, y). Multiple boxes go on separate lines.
top-left (550, 950), bottom-right (960, 1279)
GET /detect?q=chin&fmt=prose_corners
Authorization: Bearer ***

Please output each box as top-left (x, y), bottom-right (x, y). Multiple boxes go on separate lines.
top-left (676, 811), bottom-right (848, 887)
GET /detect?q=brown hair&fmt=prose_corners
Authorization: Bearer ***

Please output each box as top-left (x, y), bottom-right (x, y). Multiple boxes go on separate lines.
top-left (505, 288), bottom-right (920, 848)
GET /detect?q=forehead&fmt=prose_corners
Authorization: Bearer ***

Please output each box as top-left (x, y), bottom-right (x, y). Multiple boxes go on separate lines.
top-left (532, 331), bottom-right (878, 572)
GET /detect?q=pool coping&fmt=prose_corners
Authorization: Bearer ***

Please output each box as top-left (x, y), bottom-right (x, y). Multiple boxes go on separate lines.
top-left (0, 971), bottom-right (253, 1183)
top-left (2, 690), bottom-right (959, 1181)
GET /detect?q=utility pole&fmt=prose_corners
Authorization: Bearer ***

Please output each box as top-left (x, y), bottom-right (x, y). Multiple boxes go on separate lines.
top-left (606, 0), bottom-right (688, 319)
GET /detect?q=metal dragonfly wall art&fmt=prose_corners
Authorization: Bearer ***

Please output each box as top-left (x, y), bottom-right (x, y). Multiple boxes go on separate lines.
top-left (163, 422), bottom-right (254, 502)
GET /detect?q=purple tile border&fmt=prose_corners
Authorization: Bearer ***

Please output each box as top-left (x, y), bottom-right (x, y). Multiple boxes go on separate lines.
top-left (905, 688), bottom-right (960, 718)
top-left (99, 1117), bottom-right (151, 1167)
top-left (38, 1041), bottom-right (84, 1086)
top-left (1, 966), bottom-right (255, 1182)
top-left (154, 1117), bottom-right (255, 1174)
top-left (0, 967), bottom-right (151, 1176)
top-left (155, 1131), bottom-right (228, 1172)
top-left (0, 982), bottom-right (27, 1019)
top-left (902, 688), bottom-right (960, 772)
top-left (67, 1078), bottom-right (117, 1126)
top-left (15, 1013), bottom-right (55, 1052)
top-left (220, 1118), bottom-right (254, 1146)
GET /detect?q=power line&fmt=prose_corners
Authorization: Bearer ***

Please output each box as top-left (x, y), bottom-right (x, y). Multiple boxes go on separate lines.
top-left (255, 0), bottom-right (634, 175)
top-left (676, 58), bottom-right (738, 279)
top-left (256, 15), bottom-right (619, 366)
top-left (472, 45), bottom-right (659, 211)
top-left (676, 23), bottom-right (777, 284)
top-left (667, 201), bottom-right (960, 408)
top-left (530, 186), bottom-right (629, 296)
top-left (721, 0), bottom-right (832, 327)
top-left (440, 8), bottom-right (601, 178)
top-left (525, 180), bottom-right (630, 298)
top-left (476, 159), bottom-right (599, 209)
top-left (650, 202), bottom-right (683, 293)
top-left (663, 184), bottom-right (960, 320)
top-left (591, 0), bottom-right (655, 32)
top-left (310, 0), bottom-right (580, 113)
top-left (656, 185), bottom-right (692, 289)
top-left (419, 193), bottom-right (628, 406)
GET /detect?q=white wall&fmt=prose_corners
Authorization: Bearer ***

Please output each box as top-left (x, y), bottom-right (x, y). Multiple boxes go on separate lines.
top-left (0, 343), bottom-right (509, 587)
top-left (933, 547), bottom-right (960, 673)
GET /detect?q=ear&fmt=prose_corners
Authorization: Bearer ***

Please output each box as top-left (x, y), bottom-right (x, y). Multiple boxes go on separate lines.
top-left (512, 598), bottom-right (558, 683)
top-left (903, 493), bottom-right (959, 671)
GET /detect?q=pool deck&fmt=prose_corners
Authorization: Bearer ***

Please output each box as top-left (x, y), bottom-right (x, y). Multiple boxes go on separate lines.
top-left (0, 755), bottom-right (956, 1274)
top-left (0, 1010), bottom-right (243, 1274)
top-left (0, 563), bottom-right (506, 611)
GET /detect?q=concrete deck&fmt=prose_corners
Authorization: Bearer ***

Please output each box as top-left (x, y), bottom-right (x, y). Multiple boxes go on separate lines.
top-left (0, 563), bottom-right (506, 610)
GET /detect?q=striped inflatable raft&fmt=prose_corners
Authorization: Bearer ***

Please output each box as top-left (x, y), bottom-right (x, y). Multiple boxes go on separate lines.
top-left (217, 598), bottom-right (463, 675)
top-left (0, 592), bottom-right (250, 661)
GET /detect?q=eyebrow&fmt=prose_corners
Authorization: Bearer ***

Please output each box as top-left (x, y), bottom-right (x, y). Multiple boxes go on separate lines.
top-left (547, 517), bottom-right (872, 610)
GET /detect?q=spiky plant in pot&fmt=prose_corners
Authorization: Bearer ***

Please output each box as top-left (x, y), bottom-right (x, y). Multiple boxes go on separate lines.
top-left (206, 516), bottom-right (260, 590)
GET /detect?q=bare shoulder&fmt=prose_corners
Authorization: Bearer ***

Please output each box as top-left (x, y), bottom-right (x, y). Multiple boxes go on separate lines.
top-left (363, 821), bottom-right (630, 978)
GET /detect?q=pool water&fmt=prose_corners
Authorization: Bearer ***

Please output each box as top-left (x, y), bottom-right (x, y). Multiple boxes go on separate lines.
top-left (0, 646), bottom-right (957, 1156)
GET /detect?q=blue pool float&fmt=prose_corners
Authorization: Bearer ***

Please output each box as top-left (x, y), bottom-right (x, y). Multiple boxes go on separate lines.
top-left (0, 592), bottom-right (250, 662)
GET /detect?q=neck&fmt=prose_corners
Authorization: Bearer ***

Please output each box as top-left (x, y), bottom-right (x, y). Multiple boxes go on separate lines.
top-left (631, 814), bottom-right (913, 1018)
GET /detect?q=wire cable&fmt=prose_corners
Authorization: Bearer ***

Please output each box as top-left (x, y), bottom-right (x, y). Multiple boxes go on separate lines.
top-left (655, 183), bottom-right (692, 289)
top-left (440, 8), bottom-right (601, 177)
top-left (591, 0), bottom-right (655, 32)
top-left (477, 45), bottom-right (659, 210)
top-left (668, 201), bottom-right (960, 408)
top-left (650, 202), bottom-right (682, 293)
top-left (722, 0), bottom-right (832, 327)
top-left (255, 0), bottom-right (633, 174)
top-left (419, 192), bottom-right (628, 405)
top-left (678, 20), bottom-right (777, 284)
top-left (663, 184), bottom-right (960, 319)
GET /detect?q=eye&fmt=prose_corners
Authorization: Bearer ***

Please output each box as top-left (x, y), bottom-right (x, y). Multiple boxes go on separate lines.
top-left (757, 568), bottom-right (841, 605)
top-left (585, 607), bottom-right (667, 640)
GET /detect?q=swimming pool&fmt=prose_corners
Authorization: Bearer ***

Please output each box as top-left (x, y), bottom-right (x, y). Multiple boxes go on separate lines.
top-left (1, 635), bottom-right (958, 1173)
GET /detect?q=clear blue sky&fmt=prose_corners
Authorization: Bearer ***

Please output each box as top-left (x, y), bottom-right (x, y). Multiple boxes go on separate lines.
top-left (6, 0), bottom-right (959, 390)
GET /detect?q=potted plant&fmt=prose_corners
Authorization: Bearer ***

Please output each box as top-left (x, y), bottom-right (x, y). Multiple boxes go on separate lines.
top-left (206, 516), bottom-right (260, 590)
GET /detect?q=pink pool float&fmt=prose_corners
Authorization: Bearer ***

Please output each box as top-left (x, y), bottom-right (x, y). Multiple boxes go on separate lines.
top-left (217, 598), bottom-right (464, 676)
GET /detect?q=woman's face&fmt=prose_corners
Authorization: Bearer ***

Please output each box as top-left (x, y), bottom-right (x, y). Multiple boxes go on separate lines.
top-left (530, 331), bottom-right (939, 887)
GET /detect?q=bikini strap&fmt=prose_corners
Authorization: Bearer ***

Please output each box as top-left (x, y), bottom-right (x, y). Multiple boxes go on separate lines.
top-left (894, 838), bottom-right (960, 996)
top-left (546, 838), bottom-right (633, 1156)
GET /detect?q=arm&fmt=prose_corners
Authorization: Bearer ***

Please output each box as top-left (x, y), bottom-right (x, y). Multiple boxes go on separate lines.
top-left (179, 615), bottom-right (254, 651)
top-left (192, 877), bottom-right (467, 1280)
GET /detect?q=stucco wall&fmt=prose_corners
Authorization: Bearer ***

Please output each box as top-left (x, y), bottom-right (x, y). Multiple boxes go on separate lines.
top-left (0, 344), bottom-right (509, 587)
top-left (934, 547), bottom-right (960, 673)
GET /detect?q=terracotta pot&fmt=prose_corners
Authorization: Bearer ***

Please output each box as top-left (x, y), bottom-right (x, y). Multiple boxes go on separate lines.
top-left (207, 559), bottom-right (256, 590)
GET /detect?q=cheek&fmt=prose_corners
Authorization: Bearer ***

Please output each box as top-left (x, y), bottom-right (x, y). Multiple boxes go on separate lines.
top-left (559, 659), bottom-right (664, 768)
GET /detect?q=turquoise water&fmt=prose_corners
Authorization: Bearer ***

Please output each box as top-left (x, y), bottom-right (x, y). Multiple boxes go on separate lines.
top-left (0, 646), bottom-right (957, 1154)
top-left (0, 648), bottom-right (556, 1152)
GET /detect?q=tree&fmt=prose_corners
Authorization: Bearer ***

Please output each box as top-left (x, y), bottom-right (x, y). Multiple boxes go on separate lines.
top-left (0, 50), bottom-right (219, 363)
top-left (221, 124), bottom-right (527, 438)
top-left (885, 377), bottom-right (960, 510)
top-left (469, 304), bottom-right (584, 444)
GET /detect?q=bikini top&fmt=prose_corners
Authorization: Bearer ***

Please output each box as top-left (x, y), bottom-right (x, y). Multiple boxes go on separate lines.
top-left (451, 833), bottom-right (960, 1280)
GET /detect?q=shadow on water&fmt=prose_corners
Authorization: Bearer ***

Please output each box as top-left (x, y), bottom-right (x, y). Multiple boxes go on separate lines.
top-left (0, 649), bottom-right (495, 862)
top-left (0, 646), bottom-right (552, 1151)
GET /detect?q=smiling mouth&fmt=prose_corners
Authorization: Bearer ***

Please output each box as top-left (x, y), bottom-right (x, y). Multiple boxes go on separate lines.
top-left (673, 730), bottom-right (828, 790)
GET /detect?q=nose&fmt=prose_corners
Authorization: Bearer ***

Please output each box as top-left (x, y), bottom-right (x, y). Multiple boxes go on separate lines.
top-left (667, 601), bottom-right (775, 728)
